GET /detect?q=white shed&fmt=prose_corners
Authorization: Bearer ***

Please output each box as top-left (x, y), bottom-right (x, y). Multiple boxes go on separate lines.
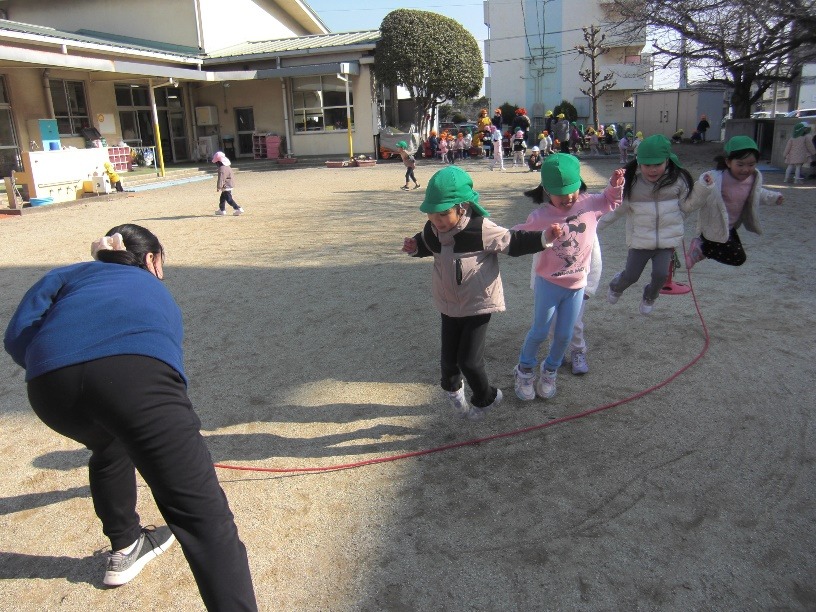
top-left (633, 87), bottom-right (727, 140)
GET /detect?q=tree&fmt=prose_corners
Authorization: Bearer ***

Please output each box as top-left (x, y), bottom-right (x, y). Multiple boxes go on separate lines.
top-left (575, 25), bottom-right (617, 130)
top-left (374, 9), bottom-right (483, 135)
top-left (607, 0), bottom-right (816, 117)
top-left (553, 100), bottom-right (579, 123)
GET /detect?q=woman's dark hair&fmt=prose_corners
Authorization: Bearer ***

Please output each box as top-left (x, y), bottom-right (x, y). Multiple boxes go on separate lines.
top-left (95, 223), bottom-right (164, 271)
top-left (714, 148), bottom-right (758, 170)
top-left (623, 157), bottom-right (694, 200)
top-left (523, 181), bottom-right (588, 204)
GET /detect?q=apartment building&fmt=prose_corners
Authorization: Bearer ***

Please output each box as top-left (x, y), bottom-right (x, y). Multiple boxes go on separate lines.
top-left (483, 0), bottom-right (650, 132)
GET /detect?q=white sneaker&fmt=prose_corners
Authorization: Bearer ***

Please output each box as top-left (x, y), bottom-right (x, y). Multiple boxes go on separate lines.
top-left (607, 286), bottom-right (622, 304)
top-left (513, 365), bottom-right (536, 400)
top-left (571, 350), bottom-right (589, 375)
top-left (233, 207), bottom-right (244, 216)
top-left (215, 209), bottom-right (226, 216)
top-left (536, 367), bottom-right (557, 399)
top-left (639, 298), bottom-right (655, 315)
top-left (447, 385), bottom-right (470, 418)
top-left (468, 388), bottom-right (503, 421)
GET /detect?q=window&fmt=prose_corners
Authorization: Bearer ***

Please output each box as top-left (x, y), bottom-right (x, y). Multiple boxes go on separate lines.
top-left (49, 79), bottom-right (90, 136)
top-left (292, 75), bottom-right (354, 133)
top-left (624, 55), bottom-right (641, 65)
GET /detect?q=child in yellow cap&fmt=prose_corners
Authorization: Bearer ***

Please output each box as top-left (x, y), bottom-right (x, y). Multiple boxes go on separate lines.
top-left (103, 162), bottom-right (125, 192)
top-left (513, 154), bottom-right (624, 400)
top-left (402, 166), bottom-right (561, 420)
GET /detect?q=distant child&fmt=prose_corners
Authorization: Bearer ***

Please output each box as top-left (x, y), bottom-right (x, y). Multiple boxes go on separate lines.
top-left (696, 115), bottom-right (710, 141)
top-left (618, 131), bottom-right (631, 164)
top-left (570, 123), bottom-right (582, 154)
top-left (396, 141), bottom-right (420, 191)
top-left (489, 125), bottom-right (505, 171)
top-left (103, 161), bottom-right (125, 192)
top-left (783, 122), bottom-right (816, 184)
top-left (632, 131), bottom-right (643, 156)
top-left (212, 151), bottom-right (243, 216)
top-left (685, 135), bottom-right (783, 270)
top-left (512, 130), bottom-right (527, 167)
top-left (455, 133), bottom-right (466, 160)
top-left (402, 166), bottom-right (560, 419)
top-left (600, 135), bottom-right (697, 314)
top-left (586, 127), bottom-right (600, 156)
top-left (463, 130), bottom-right (473, 158)
top-left (671, 129), bottom-right (684, 144)
top-left (438, 136), bottom-right (449, 164)
top-left (527, 146), bottom-right (543, 172)
top-left (447, 135), bottom-right (456, 164)
top-left (512, 154), bottom-right (625, 400)
top-left (428, 131), bottom-right (439, 159)
top-left (539, 131), bottom-right (553, 155)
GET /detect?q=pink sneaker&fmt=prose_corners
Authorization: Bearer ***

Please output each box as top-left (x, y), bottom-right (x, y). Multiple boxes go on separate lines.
top-left (685, 237), bottom-right (705, 270)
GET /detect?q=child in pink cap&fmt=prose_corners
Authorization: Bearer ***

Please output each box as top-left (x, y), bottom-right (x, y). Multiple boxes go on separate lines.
top-left (212, 151), bottom-right (244, 216)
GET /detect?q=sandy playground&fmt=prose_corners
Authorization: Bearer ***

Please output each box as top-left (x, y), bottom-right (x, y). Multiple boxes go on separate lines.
top-left (0, 143), bottom-right (814, 611)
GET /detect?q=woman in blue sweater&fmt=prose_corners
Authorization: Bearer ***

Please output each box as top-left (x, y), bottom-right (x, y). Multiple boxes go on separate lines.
top-left (4, 224), bottom-right (256, 611)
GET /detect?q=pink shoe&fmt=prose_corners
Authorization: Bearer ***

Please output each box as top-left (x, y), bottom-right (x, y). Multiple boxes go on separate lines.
top-left (685, 237), bottom-right (705, 270)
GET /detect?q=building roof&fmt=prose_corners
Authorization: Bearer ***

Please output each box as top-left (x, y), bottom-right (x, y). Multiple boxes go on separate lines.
top-left (204, 30), bottom-right (380, 61)
top-left (0, 18), bottom-right (202, 59)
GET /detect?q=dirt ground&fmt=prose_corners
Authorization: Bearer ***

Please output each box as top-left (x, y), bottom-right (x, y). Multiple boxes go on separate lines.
top-left (1, 143), bottom-right (814, 611)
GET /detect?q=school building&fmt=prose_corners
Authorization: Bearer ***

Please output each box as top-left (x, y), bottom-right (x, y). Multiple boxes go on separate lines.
top-left (0, 0), bottom-right (384, 196)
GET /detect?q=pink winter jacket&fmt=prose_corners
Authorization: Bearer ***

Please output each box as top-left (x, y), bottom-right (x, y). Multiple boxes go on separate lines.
top-left (783, 135), bottom-right (816, 165)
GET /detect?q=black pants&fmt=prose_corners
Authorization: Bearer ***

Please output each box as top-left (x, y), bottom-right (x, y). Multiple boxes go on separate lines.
top-left (219, 190), bottom-right (240, 210)
top-left (440, 313), bottom-right (497, 408)
top-left (27, 356), bottom-right (257, 611)
top-left (701, 228), bottom-right (746, 266)
top-left (405, 167), bottom-right (417, 184)
top-left (560, 140), bottom-right (570, 153)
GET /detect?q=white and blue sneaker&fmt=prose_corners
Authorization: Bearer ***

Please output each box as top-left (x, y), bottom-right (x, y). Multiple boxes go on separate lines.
top-left (447, 385), bottom-right (470, 418)
top-left (468, 388), bottom-right (503, 421)
top-left (535, 367), bottom-right (557, 399)
top-left (513, 365), bottom-right (536, 400)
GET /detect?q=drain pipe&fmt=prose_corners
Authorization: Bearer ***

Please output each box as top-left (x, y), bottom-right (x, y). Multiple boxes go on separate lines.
top-left (42, 69), bottom-right (55, 118)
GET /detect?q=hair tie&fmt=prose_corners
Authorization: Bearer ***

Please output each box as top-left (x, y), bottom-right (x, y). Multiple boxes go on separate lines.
top-left (91, 232), bottom-right (126, 260)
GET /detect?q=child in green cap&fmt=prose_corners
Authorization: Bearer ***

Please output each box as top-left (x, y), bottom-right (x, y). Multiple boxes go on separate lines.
top-left (783, 122), bottom-right (816, 184)
top-left (598, 134), bottom-right (697, 314)
top-left (685, 135), bottom-right (783, 270)
top-left (396, 141), bottom-right (420, 191)
top-left (402, 166), bottom-right (561, 420)
top-left (512, 154), bottom-right (624, 401)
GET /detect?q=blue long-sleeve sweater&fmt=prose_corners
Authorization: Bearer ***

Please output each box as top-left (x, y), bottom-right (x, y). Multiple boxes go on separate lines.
top-left (4, 261), bottom-right (186, 384)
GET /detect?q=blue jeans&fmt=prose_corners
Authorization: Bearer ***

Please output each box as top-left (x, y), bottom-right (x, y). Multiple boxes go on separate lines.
top-left (519, 277), bottom-right (584, 371)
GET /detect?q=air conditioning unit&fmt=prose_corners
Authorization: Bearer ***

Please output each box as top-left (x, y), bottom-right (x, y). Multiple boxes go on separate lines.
top-left (195, 106), bottom-right (218, 126)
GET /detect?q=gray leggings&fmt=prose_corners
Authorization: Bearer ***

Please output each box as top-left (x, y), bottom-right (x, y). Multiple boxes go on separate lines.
top-left (609, 247), bottom-right (673, 301)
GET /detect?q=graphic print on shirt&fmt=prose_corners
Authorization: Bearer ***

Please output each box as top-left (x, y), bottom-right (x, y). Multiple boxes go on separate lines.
top-left (551, 209), bottom-right (588, 275)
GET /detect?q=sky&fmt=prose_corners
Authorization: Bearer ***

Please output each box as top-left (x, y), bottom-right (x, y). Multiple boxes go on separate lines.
top-left (304, 1), bottom-right (489, 48)
top-left (303, 1), bottom-right (681, 89)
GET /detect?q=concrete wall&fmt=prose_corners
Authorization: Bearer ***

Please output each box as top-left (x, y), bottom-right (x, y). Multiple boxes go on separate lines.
top-left (4, 0), bottom-right (313, 53)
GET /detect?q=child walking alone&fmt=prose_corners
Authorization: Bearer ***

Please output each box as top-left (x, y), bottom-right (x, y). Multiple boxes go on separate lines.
top-left (402, 166), bottom-right (561, 420)
top-left (600, 135), bottom-right (697, 315)
top-left (783, 122), bottom-right (816, 184)
top-left (685, 136), bottom-right (783, 269)
top-left (212, 151), bottom-right (244, 216)
top-left (512, 154), bottom-right (624, 400)
top-left (397, 141), bottom-right (420, 190)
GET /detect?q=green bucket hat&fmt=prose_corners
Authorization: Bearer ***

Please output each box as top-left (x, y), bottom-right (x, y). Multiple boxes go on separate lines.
top-left (539, 153), bottom-right (582, 195)
top-left (793, 122), bottom-right (811, 138)
top-left (636, 134), bottom-right (682, 167)
top-left (724, 135), bottom-right (759, 155)
top-left (420, 166), bottom-right (489, 216)
top-left (396, 140), bottom-right (408, 149)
